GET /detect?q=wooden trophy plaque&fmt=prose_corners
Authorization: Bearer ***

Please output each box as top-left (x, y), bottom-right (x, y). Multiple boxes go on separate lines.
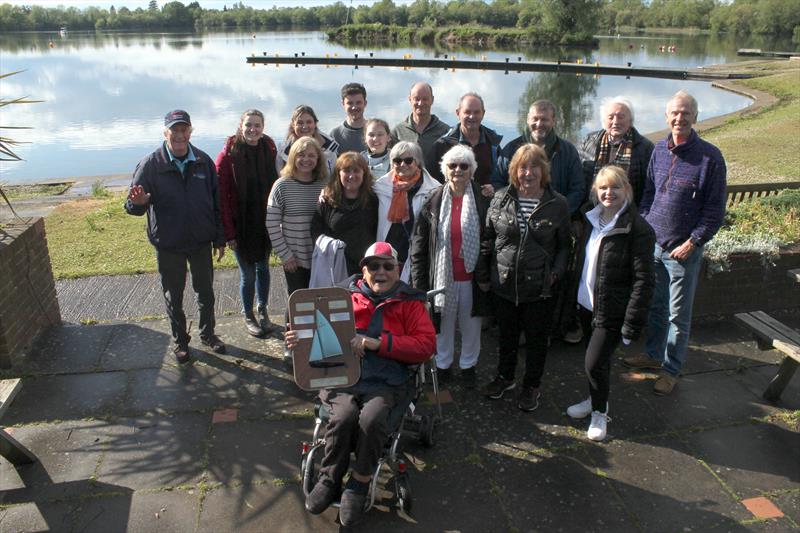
top-left (288, 287), bottom-right (360, 391)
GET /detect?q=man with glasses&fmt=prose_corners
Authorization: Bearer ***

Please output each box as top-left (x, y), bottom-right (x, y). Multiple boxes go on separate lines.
top-left (431, 92), bottom-right (503, 196)
top-left (125, 110), bottom-right (227, 364)
top-left (286, 242), bottom-right (436, 526)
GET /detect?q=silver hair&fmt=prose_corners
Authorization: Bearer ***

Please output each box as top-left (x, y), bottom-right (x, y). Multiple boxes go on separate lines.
top-left (667, 90), bottom-right (699, 117)
top-left (389, 141), bottom-right (425, 169)
top-left (601, 96), bottom-right (635, 124)
top-left (440, 144), bottom-right (477, 179)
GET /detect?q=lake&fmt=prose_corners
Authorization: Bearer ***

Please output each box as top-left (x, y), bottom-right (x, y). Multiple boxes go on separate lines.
top-left (0, 29), bottom-right (784, 184)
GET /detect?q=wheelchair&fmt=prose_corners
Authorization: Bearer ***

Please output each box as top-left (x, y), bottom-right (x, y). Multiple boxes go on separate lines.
top-left (300, 290), bottom-right (445, 515)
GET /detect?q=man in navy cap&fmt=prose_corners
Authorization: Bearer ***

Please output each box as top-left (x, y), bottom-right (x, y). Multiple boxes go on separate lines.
top-left (125, 110), bottom-right (227, 364)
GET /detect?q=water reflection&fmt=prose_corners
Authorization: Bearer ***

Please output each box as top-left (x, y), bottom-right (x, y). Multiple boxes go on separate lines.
top-left (0, 30), bottom-right (755, 183)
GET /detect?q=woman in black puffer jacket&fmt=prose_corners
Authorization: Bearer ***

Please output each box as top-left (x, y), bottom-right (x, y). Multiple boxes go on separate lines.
top-left (475, 144), bottom-right (571, 412)
top-left (565, 165), bottom-right (655, 441)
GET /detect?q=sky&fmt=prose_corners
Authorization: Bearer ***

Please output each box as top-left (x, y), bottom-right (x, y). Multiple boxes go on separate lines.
top-left (3, 0), bottom-right (416, 7)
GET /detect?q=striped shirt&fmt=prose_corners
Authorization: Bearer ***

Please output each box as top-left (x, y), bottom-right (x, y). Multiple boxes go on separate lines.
top-left (266, 176), bottom-right (325, 269)
top-left (517, 197), bottom-right (540, 233)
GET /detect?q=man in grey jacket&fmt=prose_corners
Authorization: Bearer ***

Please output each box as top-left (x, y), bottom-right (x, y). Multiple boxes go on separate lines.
top-left (391, 82), bottom-right (450, 174)
top-left (125, 110), bottom-right (227, 364)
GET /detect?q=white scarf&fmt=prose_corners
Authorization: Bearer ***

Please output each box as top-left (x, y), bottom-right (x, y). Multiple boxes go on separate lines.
top-left (433, 184), bottom-right (481, 315)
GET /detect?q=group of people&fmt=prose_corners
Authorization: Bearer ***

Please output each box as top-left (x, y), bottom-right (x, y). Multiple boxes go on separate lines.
top-left (126, 82), bottom-right (727, 525)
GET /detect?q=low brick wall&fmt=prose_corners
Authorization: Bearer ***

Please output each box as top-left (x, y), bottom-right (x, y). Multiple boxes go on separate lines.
top-left (694, 245), bottom-right (800, 319)
top-left (0, 218), bottom-right (61, 368)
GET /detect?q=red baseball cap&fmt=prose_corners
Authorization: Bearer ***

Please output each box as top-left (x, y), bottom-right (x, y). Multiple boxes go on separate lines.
top-left (360, 241), bottom-right (399, 267)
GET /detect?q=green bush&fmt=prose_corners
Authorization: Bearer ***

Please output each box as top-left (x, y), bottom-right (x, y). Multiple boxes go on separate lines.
top-left (705, 189), bottom-right (799, 273)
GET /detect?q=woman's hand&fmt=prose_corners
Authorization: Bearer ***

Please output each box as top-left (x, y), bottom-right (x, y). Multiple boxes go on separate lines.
top-left (227, 239), bottom-right (238, 252)
top-left (283, 256), bottom-right (299, 273)
top-left (478, 282), bottom-right (491, 292)
top-left (480, 184), bottom-right (495, 197)
top-left (350, 334), bottom-right (380, 358)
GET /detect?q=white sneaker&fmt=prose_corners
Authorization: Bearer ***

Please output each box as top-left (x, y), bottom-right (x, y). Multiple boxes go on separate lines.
top-left (587, 411), bottom-right (611, 441)
top-left (566, 397), bottom-right (592, 419)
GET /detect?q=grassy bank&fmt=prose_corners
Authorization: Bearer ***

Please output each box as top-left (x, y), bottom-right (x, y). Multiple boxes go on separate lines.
top-left (326, 23), bottom-right (597, 47)
top-left (704, 64), bottom-right (800, 184)
top-left (2, 182), bottom-right (71, 200)
top-left (45, 193), bottom-right (242, 279)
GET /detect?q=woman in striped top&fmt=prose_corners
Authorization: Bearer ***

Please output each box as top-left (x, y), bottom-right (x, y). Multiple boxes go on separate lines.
top-left (266, 137), bottom-right (328, 295)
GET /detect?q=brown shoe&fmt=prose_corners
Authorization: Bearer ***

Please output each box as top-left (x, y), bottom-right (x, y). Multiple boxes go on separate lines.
top-left (654, 372), bottom-right (678, 395)
top-left (623, 354), bottom-right (662, 370)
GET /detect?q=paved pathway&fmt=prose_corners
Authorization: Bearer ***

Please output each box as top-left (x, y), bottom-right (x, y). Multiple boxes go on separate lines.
top-left (0, 310), bottom-right (798, 531)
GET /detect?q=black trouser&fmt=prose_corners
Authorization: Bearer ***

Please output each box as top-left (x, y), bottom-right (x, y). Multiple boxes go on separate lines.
top-left (156, 244), bottom-right (215, 346)
top-left (495, 295), bottom-right (555, 388)
top-left (578, 305), bottom-right (620, 412)
top-left (284, 266), bottom-right (311, 295)
top-left (318, 388), bottom-right (396, 483)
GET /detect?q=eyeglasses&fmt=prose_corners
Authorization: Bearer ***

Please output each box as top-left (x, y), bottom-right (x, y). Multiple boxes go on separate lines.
top-left (366, 261), bottom-right (397, 272)
top-left (392, 157), bottom-right (415, 166)
top-left (447, 163), bottom-right (470, 171)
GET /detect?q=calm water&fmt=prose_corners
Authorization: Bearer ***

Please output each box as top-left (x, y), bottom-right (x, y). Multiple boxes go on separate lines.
top-left (2, 30), bottom-right (782, 184)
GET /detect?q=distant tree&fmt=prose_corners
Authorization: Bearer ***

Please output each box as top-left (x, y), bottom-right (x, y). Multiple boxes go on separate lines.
top-left (148, 0), bottom-right (158, 12)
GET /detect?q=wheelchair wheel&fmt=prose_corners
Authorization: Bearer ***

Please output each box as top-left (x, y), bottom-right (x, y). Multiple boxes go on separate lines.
top-left (396, 475), bottom-right (412, 513)
top-left (301, 446), bottom-right (320, 495)
top-left (418, 415), bottom-right (435, 448)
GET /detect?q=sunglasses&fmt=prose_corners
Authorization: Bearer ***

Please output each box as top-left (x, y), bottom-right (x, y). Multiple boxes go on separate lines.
top-left (366, 261), bottom-right (397, 272)
top-left (392, 157), bottom-right (415, 166)
top-left (447, 163), bottom-right (470, 171)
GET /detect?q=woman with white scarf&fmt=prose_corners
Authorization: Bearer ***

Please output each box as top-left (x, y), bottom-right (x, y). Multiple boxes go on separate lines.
top-left (410, 145), bottom-right (489, 389)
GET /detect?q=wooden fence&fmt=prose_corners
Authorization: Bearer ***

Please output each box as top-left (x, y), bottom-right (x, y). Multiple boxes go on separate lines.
top-left (726, 181), bottom-right (800, 207)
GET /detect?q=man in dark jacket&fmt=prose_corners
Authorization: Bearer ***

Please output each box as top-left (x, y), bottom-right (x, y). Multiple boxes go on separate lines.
top-left (579, 96), bottom-right (654, 207)
top-left (125, 110), bottom-right (227, 364)
top-left (498, 100), bottom-right (584, 215)
top-left (430, 92), bottom-right (503, 195)
top-left (624, 91), bottom-right (727, 396)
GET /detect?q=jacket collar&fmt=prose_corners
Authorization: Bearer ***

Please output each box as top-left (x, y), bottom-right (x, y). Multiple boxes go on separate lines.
top-left (667, 129), bottom-right (699, 154)
top-left (444, 124), bottom-right (502, 146)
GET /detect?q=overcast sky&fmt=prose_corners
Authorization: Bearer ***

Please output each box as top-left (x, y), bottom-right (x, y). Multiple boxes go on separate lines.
top-left (4, 0), bottom-right (416, 8)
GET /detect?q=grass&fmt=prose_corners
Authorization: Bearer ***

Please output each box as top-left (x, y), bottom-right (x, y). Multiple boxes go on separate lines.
top-left (44, 193), bottom-right (243, 279)
top-left (2, 182), bottom-right (71, 200)
top-left (704, 64), bottom-right (800, 185)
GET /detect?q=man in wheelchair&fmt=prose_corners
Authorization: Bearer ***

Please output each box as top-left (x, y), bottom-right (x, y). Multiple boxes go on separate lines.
top-left (285, 241), bottom-right (436, 526)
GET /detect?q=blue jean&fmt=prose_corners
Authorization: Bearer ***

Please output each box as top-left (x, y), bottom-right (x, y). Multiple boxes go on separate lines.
top-left (645, 243), bottom-right (704, 377)
top-left (233, 249), bottom-right (270, 317)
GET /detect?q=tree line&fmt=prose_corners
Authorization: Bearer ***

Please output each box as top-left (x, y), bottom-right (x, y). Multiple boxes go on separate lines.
top-left (0, 0), bottom-right (797, 38)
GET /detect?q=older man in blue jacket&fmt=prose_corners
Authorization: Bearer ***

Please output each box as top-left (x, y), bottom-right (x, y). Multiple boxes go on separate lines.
top-left (125, 110), bottom-right (227, 364)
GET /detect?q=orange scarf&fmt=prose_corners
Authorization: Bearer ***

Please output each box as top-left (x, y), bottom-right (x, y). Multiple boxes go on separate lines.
top-left (387, 170), bottom-right (421, 223)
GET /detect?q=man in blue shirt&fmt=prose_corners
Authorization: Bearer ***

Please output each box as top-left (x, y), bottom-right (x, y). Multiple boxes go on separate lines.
top-left (125, 110), bottom-right (227, 364)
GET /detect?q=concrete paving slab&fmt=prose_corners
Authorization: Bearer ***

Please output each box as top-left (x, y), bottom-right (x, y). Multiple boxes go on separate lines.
top-left (683, 421), bottom-right (800, 496)
top-left (588, 434), bottom-right (751, 531)
top-left (0, 420), bottom-right (107, 504)
top-left (68, 489), bottom-right (200, 533)
top-left (630, 370), bottom-right (776, 432)
top-left (481, 447), bottom-right (637, 532)
top-left (16, 323), bottom-right (112, 375)
top-left (124, 365), bottom-right (251, 415)
top-left (198, 482), bottom-right (339, 532)
top-left (771, 491), bottom-right (799, 524)
top-left (99, 322), bottom-right (171, 371)
top-left (206, 418), bottom-right (313, 487)
top-left (0, 500), bottom-right (75, 532)
top-left (94, 413), bottom-right (209, 491)
top-left (4, 371), bottom-right (128, 425)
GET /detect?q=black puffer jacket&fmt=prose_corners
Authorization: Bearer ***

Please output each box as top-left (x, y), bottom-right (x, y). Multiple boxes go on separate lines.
top-left (579, 127), bottom-right (654, 207)
top-left (409, 181), bottom-right (490, 318)
top-left (476, 185), bottom-right (571, 304)
top-left (569, 203), bottom-right (655, 339)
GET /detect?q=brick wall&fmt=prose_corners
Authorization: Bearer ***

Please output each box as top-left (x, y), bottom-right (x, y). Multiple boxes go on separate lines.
top-left (0, 218), bottom-right (61, 368)
top-left (694, 245), bottom-right (800, 319)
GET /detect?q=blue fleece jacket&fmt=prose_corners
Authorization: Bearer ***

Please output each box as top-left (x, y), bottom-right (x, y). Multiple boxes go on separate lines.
top-left (639, 130), bottom-right (727, 250)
